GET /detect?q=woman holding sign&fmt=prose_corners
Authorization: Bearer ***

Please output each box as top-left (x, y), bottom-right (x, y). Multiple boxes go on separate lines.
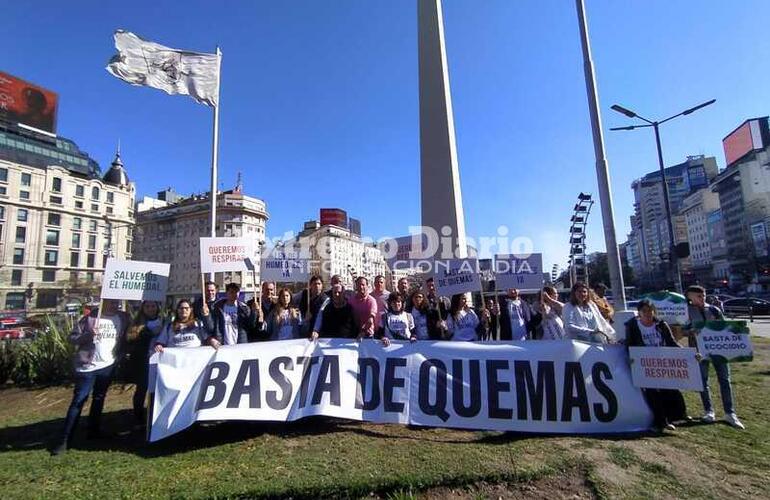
top-left (267, 288), bottom-right (303, 340)
top-left (154, 300), bottom-right (214, 351)
top-left (123, 300), bottom-right (165, 427)
top-left (52, 300), bottom-right (131, 455)
top-left (625, 299), bottom-right (688, 432)
top-left (445, 294), bottom-right (480, 341)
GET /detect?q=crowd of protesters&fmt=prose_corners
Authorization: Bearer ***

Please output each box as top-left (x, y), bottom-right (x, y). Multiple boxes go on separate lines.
top-left (51, 276), bottom-right (744, 455)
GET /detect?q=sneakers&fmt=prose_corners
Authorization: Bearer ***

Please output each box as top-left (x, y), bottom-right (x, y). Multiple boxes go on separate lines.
top-left (664, 423), bottom-right (676, 431)
top-left (50, 442), bottom-right (67, 456)
top-left (701, 411), bottom-right (716, 423)
top-left (724, 413), bottom-right (745, 430)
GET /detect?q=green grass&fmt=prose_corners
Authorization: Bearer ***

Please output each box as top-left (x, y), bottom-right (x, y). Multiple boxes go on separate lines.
top-left (1, 339), bottom-right (768, 499)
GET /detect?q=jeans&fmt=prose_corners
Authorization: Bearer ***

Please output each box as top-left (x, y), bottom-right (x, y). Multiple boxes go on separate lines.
top-left (699, 357), bottom-right (735, 415)
top-left (132, 363), bottom-right (149, 423)
top-left (60, 365), bottom-right (115, 445)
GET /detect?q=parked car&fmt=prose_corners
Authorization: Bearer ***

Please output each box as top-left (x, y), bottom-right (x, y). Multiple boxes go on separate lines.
top-left (723, 297), bottom-right (770, 316)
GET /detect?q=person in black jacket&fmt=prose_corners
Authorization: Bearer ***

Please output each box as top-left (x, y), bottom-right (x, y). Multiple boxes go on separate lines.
top-left (497, 288), bottom-right (541, 341)
top-left (312, 284), bottom-right (357, 339)
top-left (122, 300), bottom-right (165, 427)
top-left (625, 299), bottom-right (690, 432)
top-left (294, 275), bottom-right (329, 337)
top-left (211, 283), bottom-right (261, 345)
top-left (194, 280), bottom-right (220, 338)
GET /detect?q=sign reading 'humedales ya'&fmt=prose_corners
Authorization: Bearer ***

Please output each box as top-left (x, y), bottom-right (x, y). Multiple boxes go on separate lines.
top-left (199, 237), bottom-right (258, 274)
top-left (261, 253), bottom-right (310, 283)
top-left (432, 258), bottom-right (480, 296)
top-left (494, 253), bottom-right (543, 291)
top-left (696, 320), bottom-right (753, 362)
top-left (628, 346), bottom-right (703, 391)
top-left (101, 258), bottom-right (170, 302)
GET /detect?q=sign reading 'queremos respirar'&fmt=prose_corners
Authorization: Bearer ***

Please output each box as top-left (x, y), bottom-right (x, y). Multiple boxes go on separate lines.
top-left (149, 339), bottom-right (653, 441)
top-left (101, 258), bottom-right (170, 302)
top-left (628, 346), bottom-right (703, 391)
top-left (199, 237), bottom-right (258, 274)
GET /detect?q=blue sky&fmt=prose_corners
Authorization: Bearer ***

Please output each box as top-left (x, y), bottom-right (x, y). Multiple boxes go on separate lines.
top-left (4, 0), bottom-right (770, 273)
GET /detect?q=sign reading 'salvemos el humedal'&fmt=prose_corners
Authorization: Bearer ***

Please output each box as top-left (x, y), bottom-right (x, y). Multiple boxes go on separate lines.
top-left (101, 258), bottom-right (170, 302)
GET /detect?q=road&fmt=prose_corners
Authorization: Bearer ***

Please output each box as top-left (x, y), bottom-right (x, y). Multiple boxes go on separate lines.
top-left (730, 315), bottom-right (770, 338)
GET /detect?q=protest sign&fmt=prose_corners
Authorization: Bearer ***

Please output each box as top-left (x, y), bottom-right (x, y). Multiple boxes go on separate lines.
top-left (199, 237), bottom-right (258, 274)
top-left (432, 258), bottom-right (480, 296)
top-left (101, 258), bottom-right (170, 302)
top-left (150, 339), bottom-right (652, 441)
top-left (639, 291), bottom-right (689, 325)
top-left (494, 253), bottom-right (543, 291)
top-left (261, 253), bottom-right (311, 283)
top-left (628, 346), bottom-right (703, 391)
top-left (695, 320), bottom-right (753, 362)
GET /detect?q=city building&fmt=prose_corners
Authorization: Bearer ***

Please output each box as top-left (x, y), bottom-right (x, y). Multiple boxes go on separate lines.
top-left (626, 155), bottom-right (718, 289)
top-left (132, 185), bottom-right (268, 302)
top-left (0, 121), bottom-right (135, 311)
top-left (284, 211), bottom-right (387, 288)
top-left (711, 117), bottom-right (770, 289)
top-left (680, 188), bottom-right (721, 284)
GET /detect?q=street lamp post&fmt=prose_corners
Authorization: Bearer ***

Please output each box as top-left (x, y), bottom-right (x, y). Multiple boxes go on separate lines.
top-left (610, 99), bottom-right (715, 294)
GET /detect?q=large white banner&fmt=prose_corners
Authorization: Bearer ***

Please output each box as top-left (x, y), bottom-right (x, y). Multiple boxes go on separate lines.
top-left (495, 253), bottom-right (543, 291)
top-left (150, 339), bottom-right (653, 442)
top-left (199, 237), bottom-right (258, 274)
top-left (432, 258), bottom-right (480, 296)
top-left (628, 346), bottom-right (703, 391)
top-left (696, 320), bottom-right (753, 362)
top-left (101, 258), bottom-right (170, 302)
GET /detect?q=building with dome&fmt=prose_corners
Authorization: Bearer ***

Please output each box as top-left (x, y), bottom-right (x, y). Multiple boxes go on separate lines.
top-left (0, 120), bottom-right (135, 311)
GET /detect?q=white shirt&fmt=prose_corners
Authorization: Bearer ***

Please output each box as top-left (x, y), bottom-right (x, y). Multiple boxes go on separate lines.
top-left (540, 306), bottom-right (565, 341)
top-left (222, 303), bottom-right (239, 345)
top-left (79, 314), bottom-right (123, 373)
top-left (157, 322), bottom-right (204, 348)
top-left (447, 309), bottom-right (479, 341)
top-left (638, 319), bottom-right (662, 347)
top-left (382, 311), bottom-right (415, 340)
top-left (507, 299), bottom-right (528, 341)
top-left (411, 308), bottom-right (430, 340)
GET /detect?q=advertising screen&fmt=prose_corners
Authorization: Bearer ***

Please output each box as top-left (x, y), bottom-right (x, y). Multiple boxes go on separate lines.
top-left (0, 71), bottom-right (58, 134)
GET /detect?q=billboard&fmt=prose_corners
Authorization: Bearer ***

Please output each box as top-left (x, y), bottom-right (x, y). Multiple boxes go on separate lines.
top-left (320, 208), bottom-right (348, 228)
top-left (722, 117), bottom-right (769, 167)
top-left (0, 71), bottom-right (58, 134)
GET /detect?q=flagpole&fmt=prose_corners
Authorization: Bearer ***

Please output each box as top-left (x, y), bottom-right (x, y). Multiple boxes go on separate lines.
top-left (209, 46), bottom-right (222, 282)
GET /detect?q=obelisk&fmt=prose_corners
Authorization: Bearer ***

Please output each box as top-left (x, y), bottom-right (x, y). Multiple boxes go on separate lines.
top-left (418, 0), bottom-right (468, 259)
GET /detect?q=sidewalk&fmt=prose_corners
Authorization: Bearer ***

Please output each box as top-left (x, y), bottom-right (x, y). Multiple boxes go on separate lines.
top-left (730, 316), bottom-right (770, 338)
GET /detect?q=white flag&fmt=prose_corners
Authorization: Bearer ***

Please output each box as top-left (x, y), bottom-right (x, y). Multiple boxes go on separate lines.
top-left (106, 30), bottom-right (220, 107)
